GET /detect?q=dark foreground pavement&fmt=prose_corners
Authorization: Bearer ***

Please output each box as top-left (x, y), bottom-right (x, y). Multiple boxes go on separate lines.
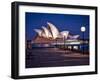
top-left (26, 48), bottom-right (89, 68)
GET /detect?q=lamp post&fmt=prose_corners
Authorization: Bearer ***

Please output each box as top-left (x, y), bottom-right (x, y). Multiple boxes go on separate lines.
top-left (56, 38), bottom-right (57, 48)
top-left (81, 26), bottom-right (86, 54)
top-left (63, 33), bottom-right (66, 54)
top-left (64, 36), bottom-right (66, 49)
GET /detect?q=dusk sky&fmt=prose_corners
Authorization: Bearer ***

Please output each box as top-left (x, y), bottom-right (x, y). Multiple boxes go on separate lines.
top-left (25, 12), bottom-right (89, 40)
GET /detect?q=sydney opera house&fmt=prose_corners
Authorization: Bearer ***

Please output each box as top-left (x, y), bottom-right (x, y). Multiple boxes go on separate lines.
top-left (25, 12), bottom-right (90, 68)
top-left (32, 22), bottom-right (80, 46)
top-left (26, 22), bottom-right (89, 68)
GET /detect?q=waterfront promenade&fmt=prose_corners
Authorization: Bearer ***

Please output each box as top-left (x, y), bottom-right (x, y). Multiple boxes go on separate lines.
top-left (26, 47), bottom-right (89, 68)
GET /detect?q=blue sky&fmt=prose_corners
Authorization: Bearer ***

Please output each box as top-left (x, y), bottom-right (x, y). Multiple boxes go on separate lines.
top-left (25, 12), bottom-right (89, 40)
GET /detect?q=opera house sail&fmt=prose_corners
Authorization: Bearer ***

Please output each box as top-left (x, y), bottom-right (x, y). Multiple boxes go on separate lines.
top-left (32, 22), bottom-right (80, 45)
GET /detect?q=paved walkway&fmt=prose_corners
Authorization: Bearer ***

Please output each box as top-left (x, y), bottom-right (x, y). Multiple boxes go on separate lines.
top-left (26, 48), bottom-right (89, 68)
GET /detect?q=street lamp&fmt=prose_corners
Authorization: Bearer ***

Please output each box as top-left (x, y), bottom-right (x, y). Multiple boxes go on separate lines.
top-left (63, 33), bottom-right (67, 53)
top-left (81, 26), bottom-right (86, 54)
top-left (56, 38), bottom-right (57, 48)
